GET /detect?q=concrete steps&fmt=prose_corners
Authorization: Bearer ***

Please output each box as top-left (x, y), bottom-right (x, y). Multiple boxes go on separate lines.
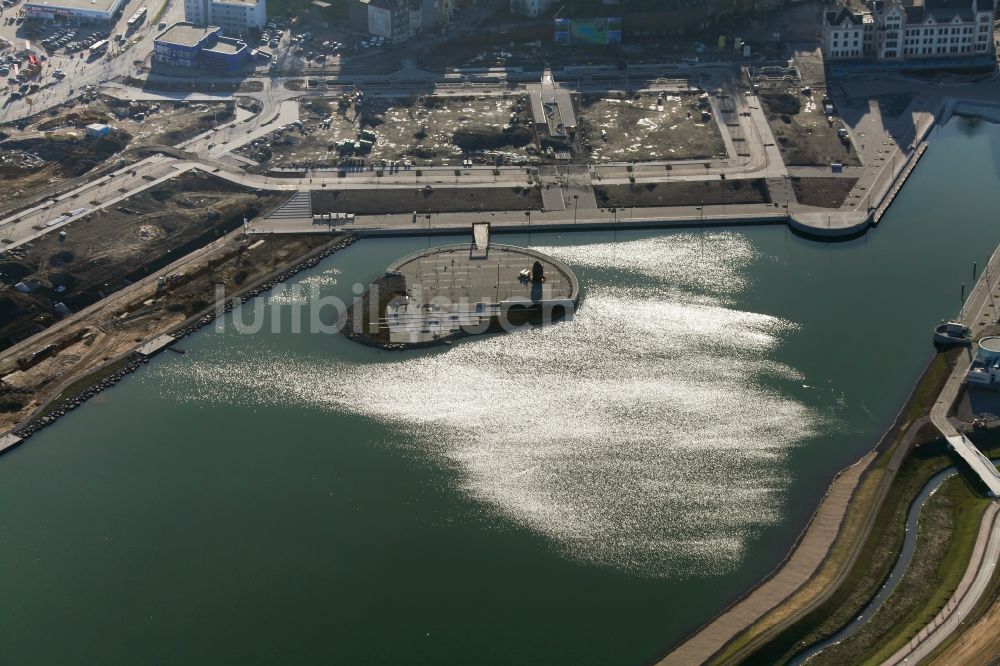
top-left (267, 190), bottom-right (313, 221)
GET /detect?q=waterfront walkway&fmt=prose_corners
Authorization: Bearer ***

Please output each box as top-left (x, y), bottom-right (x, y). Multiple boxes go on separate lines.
top-left (931, 244), bottom-right (1000, 497)
top-left (657, 453), bottom-right (876, 666)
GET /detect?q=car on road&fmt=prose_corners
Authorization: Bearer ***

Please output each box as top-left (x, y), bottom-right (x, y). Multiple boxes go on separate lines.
top-left (269, 39), bottom-right (278, 48)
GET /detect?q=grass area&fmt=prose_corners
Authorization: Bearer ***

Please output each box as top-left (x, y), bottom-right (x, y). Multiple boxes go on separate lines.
top-left (312, 186), bottom-right (541, 215)
top-left (813, 474), bottom-right (989, 665)
top-left (595, 179), bottom-right (770, 208)
top-left (792, 177), bottom-right (858, 209)
top-left (914, 429), bottom-right (1000, 663)
top-left (711, 350), bottom-right (960, 665)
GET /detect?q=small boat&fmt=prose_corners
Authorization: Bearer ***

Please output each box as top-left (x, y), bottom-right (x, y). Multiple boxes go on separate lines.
top-left (934, 321), bottom-right (971, 346)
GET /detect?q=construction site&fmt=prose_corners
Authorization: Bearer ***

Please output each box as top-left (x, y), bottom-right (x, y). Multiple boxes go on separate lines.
top-left (0, 94), bottom-right (234, 206)
top-left (574, 91), bottom-right (727, 163)
top-left (237, 94), bottom-right (540, 169)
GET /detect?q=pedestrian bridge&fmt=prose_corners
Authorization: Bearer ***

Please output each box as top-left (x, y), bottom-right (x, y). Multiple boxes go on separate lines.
top-left (946, 434), bottom-right (1000, 497)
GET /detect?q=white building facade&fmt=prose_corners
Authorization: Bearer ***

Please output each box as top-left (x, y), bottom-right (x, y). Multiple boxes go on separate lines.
top-left (184, 0), bottom-right (265, 37)
top-left (823, 0), bottom-right (996, 62)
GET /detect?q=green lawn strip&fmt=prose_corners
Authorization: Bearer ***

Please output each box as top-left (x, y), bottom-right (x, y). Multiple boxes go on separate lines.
top-left (919, 523), bottom-right (1000, 664)
top-left (913, 431), bottom-right (1000, 663)
top-left (814, 474), bottom-right (988, 665)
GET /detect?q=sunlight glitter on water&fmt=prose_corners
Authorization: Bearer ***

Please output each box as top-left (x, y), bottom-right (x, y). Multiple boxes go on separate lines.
top-left (149, 234), bottom-right (819, 577)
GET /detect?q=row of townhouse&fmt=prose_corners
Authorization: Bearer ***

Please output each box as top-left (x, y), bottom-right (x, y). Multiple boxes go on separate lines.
top-left (824, 0), bottom-right (996, 62)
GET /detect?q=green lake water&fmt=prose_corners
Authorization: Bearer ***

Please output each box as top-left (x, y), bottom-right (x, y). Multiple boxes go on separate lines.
top-left (1, 118), bottom-right (999, 665)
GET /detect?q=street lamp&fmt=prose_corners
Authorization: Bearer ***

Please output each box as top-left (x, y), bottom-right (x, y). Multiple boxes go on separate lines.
top-left (573, 194), bottom-right (579, 224)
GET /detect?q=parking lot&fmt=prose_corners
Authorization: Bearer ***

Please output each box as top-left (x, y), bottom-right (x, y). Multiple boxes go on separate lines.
top-left (38, 25), bottom-right (109, 57)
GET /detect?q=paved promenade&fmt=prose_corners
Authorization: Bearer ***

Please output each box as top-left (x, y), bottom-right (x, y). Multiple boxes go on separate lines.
top-left (658, 453), bottom-right (876, 666)
top-left (931, 243), bottom-right (1000, 496)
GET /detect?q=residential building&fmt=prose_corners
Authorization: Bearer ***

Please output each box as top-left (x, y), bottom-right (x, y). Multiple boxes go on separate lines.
top-left (823, 6), bottom-right (867, 59)
top-left (422, 0), bottom-right (454, 29)
top-left (184, 0), bottom-right (265, 37)
top-left (509, 0), bottom-right (554, 17)
top-left (823, 0), bottom-right (997, 62)
top-left (349, 0), bottom-right (423, 43)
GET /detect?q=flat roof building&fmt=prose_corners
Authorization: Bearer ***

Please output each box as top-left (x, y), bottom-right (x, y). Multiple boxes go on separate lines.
top-left (23, 0), bottom-right (127, 23)
top-left (153, 22), bottom-right (249, 70)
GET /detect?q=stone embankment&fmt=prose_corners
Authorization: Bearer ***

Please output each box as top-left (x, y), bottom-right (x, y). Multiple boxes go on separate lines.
top-left (6, 235), bottom-right (358, 447)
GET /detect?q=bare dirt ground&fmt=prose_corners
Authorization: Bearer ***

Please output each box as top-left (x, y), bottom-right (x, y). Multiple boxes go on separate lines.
top-left (575, 91), bottom-right (727, 162)
top-left (238, 94), bottom-right (539, 169)
top-left (760, 89), bottom-right (861, 167)
top-left (313, 185), bottom-right (541, 215)
top-left (595, 179), bottom-right (770, 208)
top-left (0, 95), bottom-right (233, 206)
top-left (0, 131), bottom-right (129, 206)
top-left (0, 171), bottom-right (284, 350)
top-left (4, 93), bottom-right (233, 147)
top-left (792, 177), bottom-right (858, 208)
top-left (0, 231), bottom-right (336, 433)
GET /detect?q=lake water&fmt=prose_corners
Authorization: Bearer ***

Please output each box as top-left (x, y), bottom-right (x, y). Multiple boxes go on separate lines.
top-left (1, 118), bottom-right (999, 665)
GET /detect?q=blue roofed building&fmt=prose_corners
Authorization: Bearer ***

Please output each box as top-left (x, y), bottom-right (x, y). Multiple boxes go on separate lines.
top-left (153, 22), bottom-right (250, 71)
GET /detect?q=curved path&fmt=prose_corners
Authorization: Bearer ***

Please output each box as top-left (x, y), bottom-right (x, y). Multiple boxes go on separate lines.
top-left (790, 466), bottom-right (962, 664)
top-left (882, 502), bottom-right (1000, 665)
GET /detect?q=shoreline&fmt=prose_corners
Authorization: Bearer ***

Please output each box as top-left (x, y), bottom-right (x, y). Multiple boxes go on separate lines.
top-left (655, 100), bottom-right (1000, 665)
top-left (3, 234), bottom-right (357, 448)
top-left (658, 346), bottom-right (956, 665)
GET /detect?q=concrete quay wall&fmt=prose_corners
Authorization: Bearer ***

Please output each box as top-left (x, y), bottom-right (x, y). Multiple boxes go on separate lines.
top-left (351, 212), bottom-right (790, 239)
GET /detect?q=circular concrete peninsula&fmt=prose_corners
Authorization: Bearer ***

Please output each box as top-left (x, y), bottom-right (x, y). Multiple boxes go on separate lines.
top-left (345, 243), bottom-right (580, 348)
